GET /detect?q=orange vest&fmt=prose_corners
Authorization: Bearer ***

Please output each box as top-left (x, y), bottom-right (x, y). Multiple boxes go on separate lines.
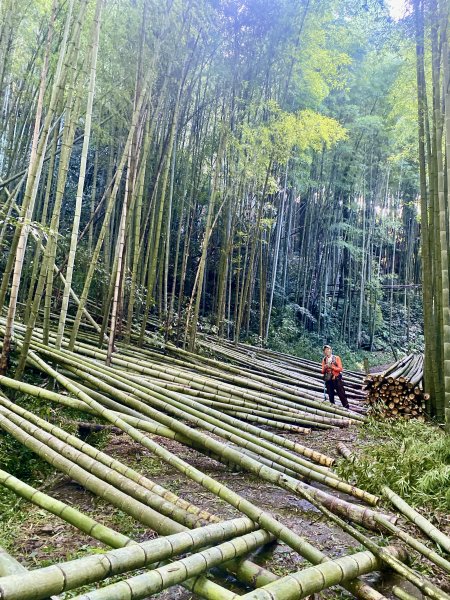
top-left (321, 355), bottom-right (343, 379)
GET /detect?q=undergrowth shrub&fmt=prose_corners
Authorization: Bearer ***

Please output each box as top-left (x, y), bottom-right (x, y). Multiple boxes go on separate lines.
top-left (336, 418), bottom-right (450, 512)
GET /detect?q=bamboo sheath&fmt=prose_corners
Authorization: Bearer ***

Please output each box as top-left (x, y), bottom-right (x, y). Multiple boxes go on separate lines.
top-left (382, 486), bottom-right (450, 553)
top-left (8, 347), bottom-right (389, 599)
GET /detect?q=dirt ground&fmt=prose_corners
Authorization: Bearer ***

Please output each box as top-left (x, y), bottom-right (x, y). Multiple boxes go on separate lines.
top-left (1, 423), bottom-right (444, 599)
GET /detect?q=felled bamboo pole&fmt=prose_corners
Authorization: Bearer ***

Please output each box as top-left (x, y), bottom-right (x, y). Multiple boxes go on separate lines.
top-left (29, 343), bottom-right (340, 480)
top-left (0, 365), bottom-right (341, 492)
top-left (0, 409), bottom-right (188, 535)
top-left (0, 405), bottom-right (211, 529)
top-left (55, 338), bottom-right (363, 421)
top-left (2, 321), bottom-right (338, 465)
top-left (13, 335), bottom-right (379, 516)
top-left (0, 547), bottom-right (28, 577)
top-left (15, 347), bottom-right (389, 599)
top-left (0, 406), bottom-right (281, 594)
top-left (196, 339), bottom-right (365, 390)
top-left (191, 397), bottom-right (345, 428)
top-left (0, 517), bottom-right (260, 600)
top-left (337, 441), bottom-right (355, 462)
top-left (0, 392), bottom-right (218, 523)
top-left (52, 355), bottom-right (378, 505)
top-left (392, 586), bottom-right (418, 600)
top-left (290, 484), bottom-right (449, 600)
top-left (374, 513), bottom-right (450, 574)
top-left (382, 486), bottom-right (450, 554)
top-left (0, 468), bottom-right (133, 548)
top-left (216, 410), bottom-right (315, 434)
top-left (239, 547), bottom-right (407, 599)
top-left (0, 546), bottom-right (56, 600)
top-left (69, 530), bottom-right (273, 600)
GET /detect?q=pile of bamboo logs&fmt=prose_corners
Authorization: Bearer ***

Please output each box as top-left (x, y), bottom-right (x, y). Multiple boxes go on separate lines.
top-left (195, 336), bottom-right (367, 412)
top-left (364, 354), bottom-right (428, 420)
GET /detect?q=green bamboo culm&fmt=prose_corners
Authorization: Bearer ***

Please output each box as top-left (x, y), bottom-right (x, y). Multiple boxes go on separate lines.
top-left (374, 513), bottom-right (450, 574)
top-left (0, 468), bottom-right (133, 548)
top-left (382, 486), bottom-right (450, 553)
top-left (0, 517), bottom-right (259, 600)
top-left (0, 546), bottom-right (28, 577)
top-left (4, 346), bottom-right (390, 600)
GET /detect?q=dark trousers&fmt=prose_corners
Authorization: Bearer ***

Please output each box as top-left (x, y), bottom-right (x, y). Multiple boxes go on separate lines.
top-left (325, 376), bottom-right (349, 408)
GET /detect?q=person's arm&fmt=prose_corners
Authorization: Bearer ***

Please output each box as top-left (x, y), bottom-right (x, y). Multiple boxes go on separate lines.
top-left (321, 358), bottom-right (326, 374)
top-left (333, 356), bottom-right (343, 376)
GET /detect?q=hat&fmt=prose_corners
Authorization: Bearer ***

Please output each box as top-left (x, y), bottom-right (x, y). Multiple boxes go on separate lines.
top-left (323, 344), bottom-right (332, 350)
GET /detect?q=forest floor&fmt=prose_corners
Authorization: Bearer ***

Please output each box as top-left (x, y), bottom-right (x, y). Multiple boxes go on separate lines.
top-left (3, 419), bottom-right (447, 600)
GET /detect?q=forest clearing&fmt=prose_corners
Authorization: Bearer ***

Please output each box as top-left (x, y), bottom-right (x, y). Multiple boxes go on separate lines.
top-left (0, 0), bottom-right (450, 598)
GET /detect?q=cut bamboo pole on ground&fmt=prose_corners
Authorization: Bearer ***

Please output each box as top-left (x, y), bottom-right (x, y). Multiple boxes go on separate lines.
top-left (0, 343), bottom-right (391, 600)
top-left (382, 486), bottom-right (450, 554)
top-left (0, 517), bottom-right (262, 600)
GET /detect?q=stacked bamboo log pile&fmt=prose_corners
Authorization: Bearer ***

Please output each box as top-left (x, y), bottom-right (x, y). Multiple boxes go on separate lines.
top-left (363, 354), bottom-right (428, 420)
top-left (0, 323), bottom-right (448, 599)
top-left (195, 336), bottom-right (367, 410)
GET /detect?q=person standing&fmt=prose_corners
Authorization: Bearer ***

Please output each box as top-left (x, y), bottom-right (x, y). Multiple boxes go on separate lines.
top-left (321, 344), bottom-right (350, 409)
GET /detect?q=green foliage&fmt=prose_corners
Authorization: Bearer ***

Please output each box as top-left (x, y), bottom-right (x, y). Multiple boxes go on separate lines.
top-left (267, 304), bottom-right (362, 368)
top-left (336, 418), bottom-right (450, 512)
top-left (238, 101), bottom-right (347, 185)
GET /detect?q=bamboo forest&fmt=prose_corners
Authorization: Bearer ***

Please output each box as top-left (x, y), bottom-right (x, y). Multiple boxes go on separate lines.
top-left (1, 0), bottom-right (450, 598)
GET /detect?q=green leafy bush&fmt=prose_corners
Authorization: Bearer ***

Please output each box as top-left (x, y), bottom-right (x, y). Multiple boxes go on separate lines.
top-left (336, 418), bottom-right (450, 512)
